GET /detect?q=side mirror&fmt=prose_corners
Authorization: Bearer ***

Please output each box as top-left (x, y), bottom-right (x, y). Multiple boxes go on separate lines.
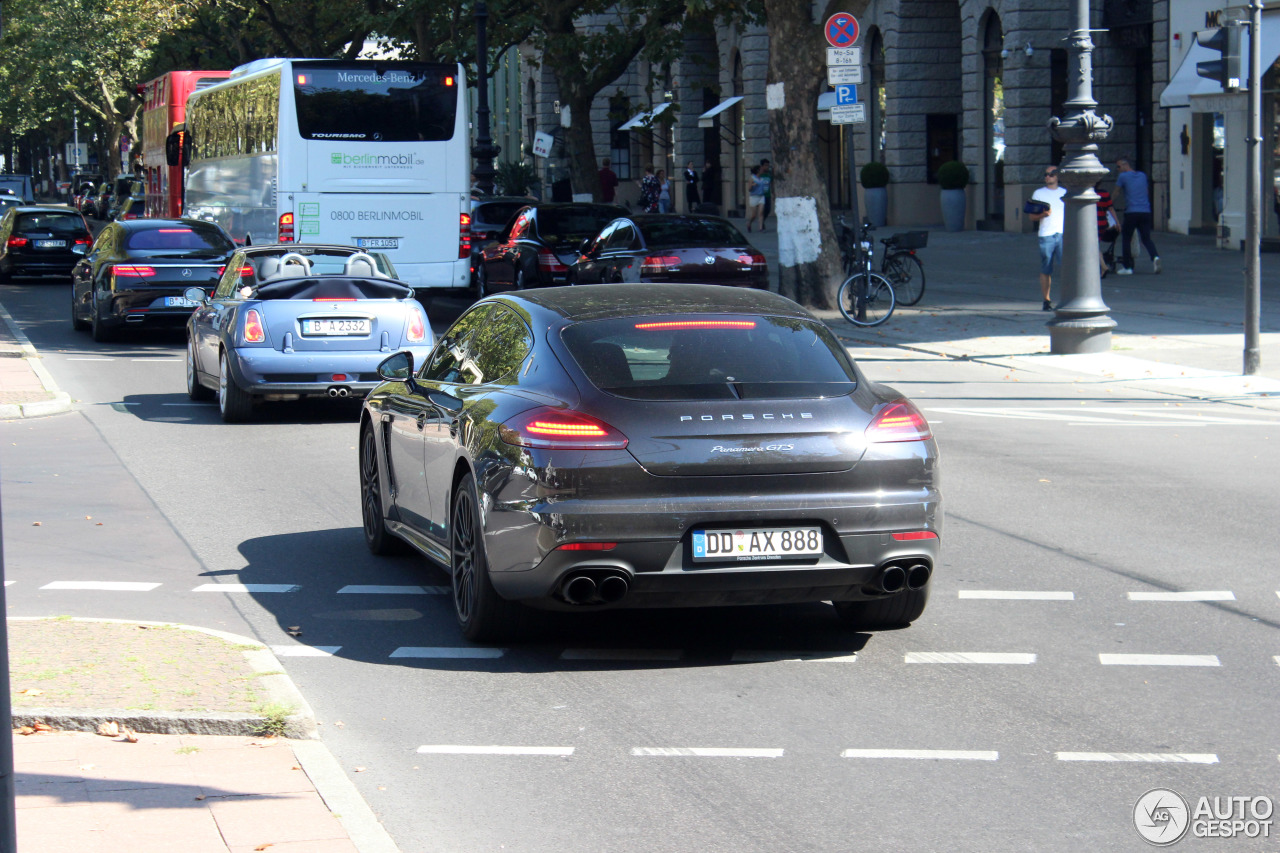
top-left (183, 286), bottom-right (208, 304)
top-left (377, 351), bottom-right (416, 385)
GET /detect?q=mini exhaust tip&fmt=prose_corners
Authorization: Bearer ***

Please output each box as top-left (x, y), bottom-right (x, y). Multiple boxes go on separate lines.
top-left (563, 575), bottom-right (597, 604)
top-left (327, 386), bottom-right (351, 398)
top-left (879, 565), bottom-right (907, 594)
top-left (906, 563), bottom-right (931, 591)
top-left (598, 574), bottom-right (629, 603)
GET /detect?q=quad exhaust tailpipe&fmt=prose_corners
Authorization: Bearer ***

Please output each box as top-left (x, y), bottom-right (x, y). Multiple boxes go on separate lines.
top-left (563, 575), bottom-right (597, 604)
top-left (906, 563), bottom-right (932, 591)
top-left (327, 386), bottom-right (351, 398)
top-left (877, 565), bottom-right (907, 594)
top-left (871, 560), bottom-right (932, 594)
top-left (561, 571), bottom-right (630, 605)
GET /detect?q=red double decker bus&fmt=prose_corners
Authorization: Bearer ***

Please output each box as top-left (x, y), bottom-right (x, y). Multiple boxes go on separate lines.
top-left (141, 70), bottom-right (230, 218)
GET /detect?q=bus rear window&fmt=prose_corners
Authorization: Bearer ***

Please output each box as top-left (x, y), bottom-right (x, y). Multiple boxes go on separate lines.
top-left (293, 62), bottom-right (457, 142)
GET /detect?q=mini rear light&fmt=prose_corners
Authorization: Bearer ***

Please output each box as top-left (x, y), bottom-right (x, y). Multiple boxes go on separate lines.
top-left (865, 399), bottom-right (932, 443)
top-left (891, 531), bottom-right (938, 541)
top-left (556, 542), bottom-right (617, 551)
top-left (537, 249), bottom-right (567, 273)
top-left (500, 407), bottom-right (628, 450)
top-left (634, 320), bottom-right (756, 331)
top-left (458, 213), bottom-right (471, 259)
top-left (406, 310), bottom-right (427, 342)
top-left (278, 212), bottom-right (295, 243)
top-left (6, 237), bottom-right (28, 249)
top-left (243, 308), bottom-right (265, 343)
top-left (640, 255), bottom-right (681, 274)
top-left (113, 265), bottom-right (156, 277)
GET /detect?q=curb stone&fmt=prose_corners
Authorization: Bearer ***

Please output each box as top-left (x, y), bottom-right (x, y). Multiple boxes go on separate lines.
top-left (0, 302), bottom-right (73, 418)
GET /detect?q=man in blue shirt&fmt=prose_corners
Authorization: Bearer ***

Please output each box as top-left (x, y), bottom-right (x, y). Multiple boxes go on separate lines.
top-left (1114, 157), bottom-right (1160, 274)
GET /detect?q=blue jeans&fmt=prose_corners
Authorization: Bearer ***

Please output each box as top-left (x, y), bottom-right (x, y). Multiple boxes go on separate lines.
top-left (1038, 233), bottom-right (1063, 275)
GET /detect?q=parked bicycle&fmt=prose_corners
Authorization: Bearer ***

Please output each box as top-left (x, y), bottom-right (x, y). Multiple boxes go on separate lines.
top-left (837, 215), bottom-right (927, 306)
top-left (836, 215), bottom-right (896, 326)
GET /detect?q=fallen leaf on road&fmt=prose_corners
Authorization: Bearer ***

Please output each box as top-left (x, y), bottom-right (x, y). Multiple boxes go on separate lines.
top-left (97, 721), bottom-right (120, 737)
top-left (20, 688), bottom-right (43, 696)
top-left (1039, 479), bottom-right (1050, 483)
top-left (354, 766), bottom-right (366, 772)
top-left (31, 522), bottom-right (40, 527)
top-left (32, 721), bottom-right (53, 732)
top-left (15, 727), bottom-right (34, 736)
top-left (122, 726), bottom-right (138, 743)
top-left (254, 845), bottom-right (274, 851)
top-left (334, 721), bottom-right (344, 728)
top-left (291, 765), bottom-right (301, 771)
top-left (96, 522), bottom-right (103, 526)
top-left (194, 794), bottom-right (206, 801)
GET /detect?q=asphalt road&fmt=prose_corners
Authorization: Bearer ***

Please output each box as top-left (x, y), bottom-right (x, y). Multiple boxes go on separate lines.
top-left (2, 279), bottom-right (1278, 851)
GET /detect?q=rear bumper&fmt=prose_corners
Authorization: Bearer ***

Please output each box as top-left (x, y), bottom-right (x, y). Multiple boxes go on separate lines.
top-left (5, 257), bottom-right (80, 276)
top-left (229, 346), bottom-right (434, 396)
top-left (392, 260), bottom-right (471, 292)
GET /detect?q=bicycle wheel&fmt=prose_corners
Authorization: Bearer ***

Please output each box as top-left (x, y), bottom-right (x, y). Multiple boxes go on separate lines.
top-left (883, 252), bottom-right (926, 306)
top-left (838, 272), bottom-right (896, 327)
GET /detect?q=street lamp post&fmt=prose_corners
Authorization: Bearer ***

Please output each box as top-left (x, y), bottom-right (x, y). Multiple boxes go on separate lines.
top-left (471, 1), bottom-right (501, 196)
top-left (1045, 0), bottom-right (1117, 354)
top-left (73, 107), bottom-right (81, 174)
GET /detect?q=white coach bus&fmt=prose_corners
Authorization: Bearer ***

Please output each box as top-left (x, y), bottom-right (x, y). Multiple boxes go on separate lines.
top-left (170, 58), bottom-right (471, 293)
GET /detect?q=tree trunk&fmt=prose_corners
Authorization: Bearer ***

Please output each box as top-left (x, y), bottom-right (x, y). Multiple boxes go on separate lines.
top-left (564, 92), bottom-right (601, 201)
top-left (765, 0), bottom-right (842, 308)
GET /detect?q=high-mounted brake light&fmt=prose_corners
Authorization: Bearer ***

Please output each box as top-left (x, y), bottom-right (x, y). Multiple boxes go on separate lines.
top-left (891, 531), bottom-right (939, 541)
top-left (640, 255), bottom-right (681, 275)
top-left (278, 212), bottom-right (295, 243)
top-left (556, 542), bottom-right (617, 551)
top-left (458, 213), bottom-right (470, 259)
top-left (634, 320), bottom-right (756, 331)
top-left (296, 74), bottom-right (308, 85)
top-left (157, 228), bottom-right (192, 234)
top-left (406, 310), bottom-right (427, 342)
top-left (500, 407), bottom-right (628, 450)
top-left (113, 265), bottom-right (156, 277)
top-left (865, 399), bottom-right (932, 443)
top-left (243, 308), bottom-right (265, 343)
top-left (536, 249), bottom-right (566, 273)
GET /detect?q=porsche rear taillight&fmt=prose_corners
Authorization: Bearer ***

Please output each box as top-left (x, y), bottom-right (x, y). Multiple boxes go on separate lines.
top-left (243, 308), bottom-right (265, 343)
top-left (406, 310), bottom-right (427, 342)
top-left (865, 399), bottom-right (932, 443)
top-left (278, 212), bottom-right (294, 243)
top-left (459, 213), bottom-right (471, 259)
top-left (537, 249), bottom-right (566, 273)
top-left (500, 407), bottom-right (628, 450)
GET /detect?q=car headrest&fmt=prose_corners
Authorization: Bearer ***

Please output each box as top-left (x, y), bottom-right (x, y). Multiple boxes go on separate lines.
top-left (343, 253), bottom-right (379, 277)
top-left (257, 257), bottom-right (281, 280)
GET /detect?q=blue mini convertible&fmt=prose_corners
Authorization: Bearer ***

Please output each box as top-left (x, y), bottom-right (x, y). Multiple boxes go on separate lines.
top-left (184, 244), bottom-right (435, 422)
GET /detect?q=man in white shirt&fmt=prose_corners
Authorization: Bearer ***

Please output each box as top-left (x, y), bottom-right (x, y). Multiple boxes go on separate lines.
top-left (1029, 166), bottom-right (1067, 310)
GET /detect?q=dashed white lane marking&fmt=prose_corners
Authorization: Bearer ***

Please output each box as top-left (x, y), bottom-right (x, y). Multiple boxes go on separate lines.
top-left (905, 652), bottom-right (1036, 665)
top-left (1056, 752), bottom-right (1219, 764)
top-left (191, 583), bottom-right (300, 593)
top-left (958, 590), bottom-right (1074, 600)
top-left (1128, 591), bottom-right (1235, 601)
top-left (631, 747), bottom-right (784, 758)
top-left (417, 745), bottom-right (573, 756)
top-left (272, 645), bottom-right (341, 657)
top-left (731, 651), bottom-right (859, 662)
top-left (840, 749), bottom-right (999, 761)
top-left (40, 581), bottom-right (161, 592)
top-left (390, 647), bottom-right (504, 659)
top-left (561, 649), bottom-right (683, 661)
top-left (925, 406), bottom-right (1279, 426)
top-left (337, 585), bottom-right (447, 595)
top-left (133, 359), bottom-right (180, 363)
top-left (1274, 656), bottom-right (1280, 667)
top-left (1099, 654), bottom-right (1220, 666)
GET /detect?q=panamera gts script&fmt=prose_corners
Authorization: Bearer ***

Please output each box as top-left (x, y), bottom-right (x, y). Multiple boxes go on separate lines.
top-left (710, 445), bottom-right (794, 453)
top-left (680, 413), bottom-right (814, 421)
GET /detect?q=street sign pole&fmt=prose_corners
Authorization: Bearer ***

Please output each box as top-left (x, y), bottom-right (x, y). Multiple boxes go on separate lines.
top-left (1243, 0), bottom-right (1262, 374)
top-left (824, 16), bottom-right (862, 236)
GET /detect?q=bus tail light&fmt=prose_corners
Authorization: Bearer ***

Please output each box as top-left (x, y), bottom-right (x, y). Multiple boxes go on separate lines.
top-left (243, 308), bottom-right (266, 343)
top-left (458, 213), bottom-right (471, 259)
top-left (278, 212), bottom-right (295, 243)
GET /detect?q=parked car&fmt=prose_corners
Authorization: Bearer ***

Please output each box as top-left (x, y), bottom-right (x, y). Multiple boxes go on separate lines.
top-left (185, 243), bottom-right (430, 422)
top-left (569, 214), bottom-right (768, 288)
top-left (0, 206), bottom-right (93, 282)
top-left (359, 283), bottom-right (941, 642)
top-left (71, 218), bottom-right (236, 341)
top-left (85, 182), bottom-right (113, 219)
top-left (107, 178), bottom-right (144, 221)
top-left (0, 175), bottom-right (35, 203)
top-left (112, 195), bottom-right (144, 222)
top-left (473, 202), bottom-right (625, 296)
top-left (468, 195), bottom-right (535, 288)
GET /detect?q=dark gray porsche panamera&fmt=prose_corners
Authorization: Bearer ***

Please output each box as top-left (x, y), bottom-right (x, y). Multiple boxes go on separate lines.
top-left (359, 284), bottom-right (940, 641)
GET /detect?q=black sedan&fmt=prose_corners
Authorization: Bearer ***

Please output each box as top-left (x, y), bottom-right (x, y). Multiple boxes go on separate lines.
top-left (474, 202), bottom-right (625, 295)
top-left (570, 214), bottom-right (768, 288)
top-left (360, 284), bottom-right (941, 642)
top-left (71, 218), bottom-right (235, 342)
top-left (0, 206), bottom-right (92, 282)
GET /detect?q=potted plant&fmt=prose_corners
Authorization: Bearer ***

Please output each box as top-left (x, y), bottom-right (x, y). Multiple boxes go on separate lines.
top-left (860, 161), bottom-right (889, 227)
top-left (937, 160), bottom-right (969, 232)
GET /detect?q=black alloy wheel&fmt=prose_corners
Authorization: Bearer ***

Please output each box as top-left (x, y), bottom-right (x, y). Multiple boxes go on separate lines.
top-left (451, 473), bottom-right (527, 642)
top-left (186, 337), bottom-right (213, 400)
top-left (834, 585), bottom-right (930, 631)
top-left (360, 424), bottom-right (405, 555)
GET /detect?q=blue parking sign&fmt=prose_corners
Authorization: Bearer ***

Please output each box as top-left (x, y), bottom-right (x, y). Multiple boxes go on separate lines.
top-left (835, 84), bottom-right (858, 105)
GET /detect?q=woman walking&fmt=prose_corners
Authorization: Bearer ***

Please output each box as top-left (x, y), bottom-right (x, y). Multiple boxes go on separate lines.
top-left (745, 165), bottom-right (765, 232)
top-left (638, 166), bottom-right (660, 213)
top-left (656, 169), bottom-right (672, 213)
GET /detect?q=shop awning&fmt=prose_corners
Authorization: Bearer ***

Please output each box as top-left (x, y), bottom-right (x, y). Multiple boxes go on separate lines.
top-left (697, 96), bottom-right (744, 128)
top-left (619, 102), bottom-right (673, 130)
top-left (1161, 16), bottom-right (1280, 108)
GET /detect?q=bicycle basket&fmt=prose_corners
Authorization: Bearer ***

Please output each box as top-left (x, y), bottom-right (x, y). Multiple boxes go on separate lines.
top-left (887, 231), bottom-right (928, 250)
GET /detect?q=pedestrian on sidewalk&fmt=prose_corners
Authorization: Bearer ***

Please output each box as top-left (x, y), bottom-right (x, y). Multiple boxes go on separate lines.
top-left (684, 161), bottom-right (700, 210)
top-left (759, 159), bottom-right (773, 231)
top-left (656, 169), bottom-right (672, 213)
top-left (1028, 165), bottom-right (1066, 310)
top-left (1114, 156), bottom-right (1160, 275)
top-left (599, 158), bottom-right (619, 203)
top-left (745, 165), bottom-right (765, 232)
top-left (1096, 181), bottom-right (1119, 279)
top-left (638, 165), bottom-right (660, 213)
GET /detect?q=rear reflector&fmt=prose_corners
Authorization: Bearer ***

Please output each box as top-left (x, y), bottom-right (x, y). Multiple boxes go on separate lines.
top-left (891, 531), bottom-right (938, 541)
top-left (500, 407), bottom-right (628, 450)
top-left (634, 320), bottom-right (756, 331)
top-left (865, 399), bottom-right (932, 443)
top-left (243, 308), bottom-right (265, 343)
top-left (556, 542), bottom-right (617, 551)
top-left (332, 374), bottom-right (349, 381)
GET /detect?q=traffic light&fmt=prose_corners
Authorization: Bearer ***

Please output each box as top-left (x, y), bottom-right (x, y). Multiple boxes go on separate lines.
top-left (1196, 25), bottom-right (1242, 90)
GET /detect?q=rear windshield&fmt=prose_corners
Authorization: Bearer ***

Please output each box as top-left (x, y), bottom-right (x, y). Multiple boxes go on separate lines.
top-left (294, 62), bottom-right (457, 142)
top-left (562, 315), bottom-right (858, 400)
top-left (475, 202), bottom-right (527, 227)
top-left (536, 207), bottom-right (622, 244)
top-left (15, 213), bottom-right (86, 235)
top-left (639, 218), bottom-right (747, 249)
top-left (126, 225), bottom-right (233, 253)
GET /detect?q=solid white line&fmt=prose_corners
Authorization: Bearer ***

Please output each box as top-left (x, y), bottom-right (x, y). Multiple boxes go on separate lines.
top-left (958, 590), bottom-right (1074, 600)
top-left (1127, 591), bottom-right (1235, 601)
top-left (65, 357), bottom-right (114, 361)
top-left (87, 401), bottom-right (140, 406)
top-left (730, 651), bottom-right (859, 662)
top-left (191, 583), bottom-right (300, 593)
top-left (1099, 654), bottom-right (1220, 666)
top-left (390, 647), bottom-right (504, 659)
top-left (1056, 752), bottom-right (1218, 764)
top-left (560, 649), bottom-right (683, 661)
top-left (271, 645), bottom-right (341, 657)
top-left (337, 585), bottom-right (447, 595)
top-left (630, 747), bottom-right (784, 758)
top-left (132, 359), bottom-right (181, 363)
top-left (40, 581), bottom-right (161, 592)
top-left (905, 652), bottom-right (1036, 665)
top-left (840, 749), bottom-right (998, 761)
top-left (417, 745), bottom-right (573, 756)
